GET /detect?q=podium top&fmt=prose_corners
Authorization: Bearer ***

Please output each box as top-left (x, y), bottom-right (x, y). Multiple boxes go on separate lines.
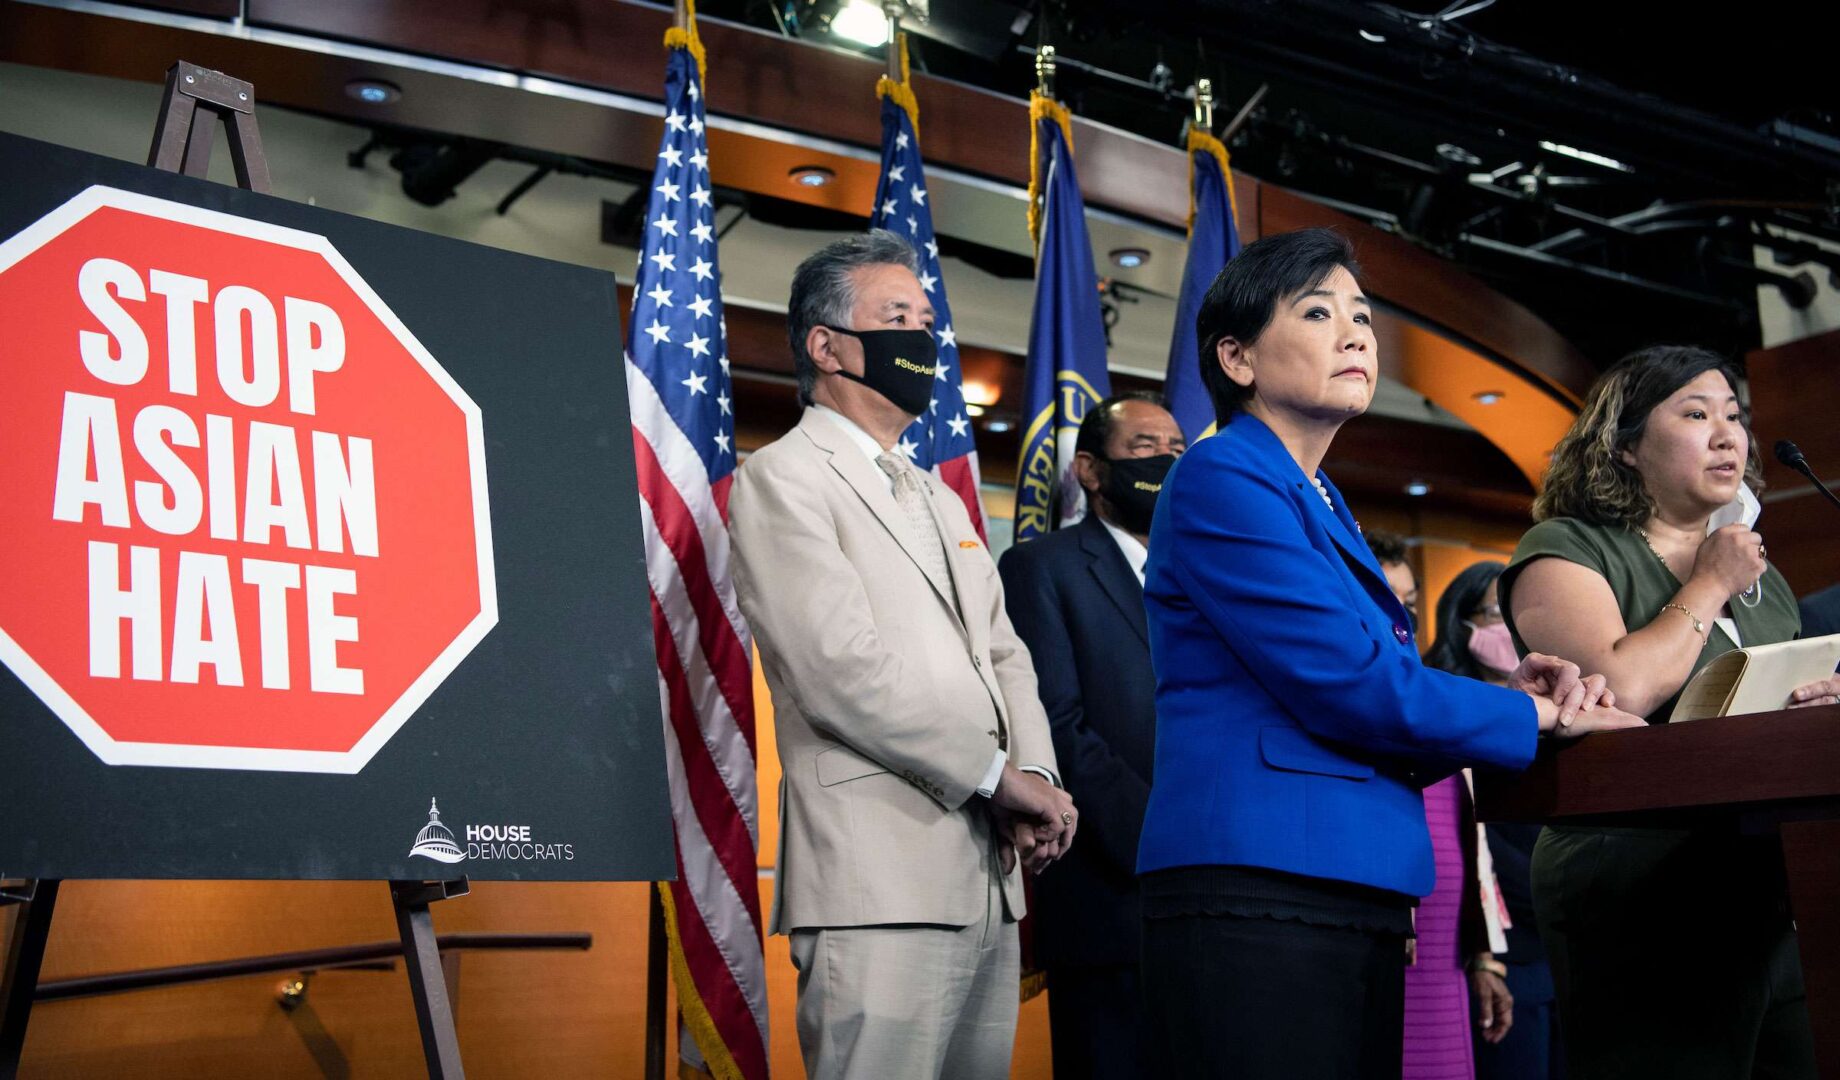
top-left (1475, 704), bottom-right (1840, 826)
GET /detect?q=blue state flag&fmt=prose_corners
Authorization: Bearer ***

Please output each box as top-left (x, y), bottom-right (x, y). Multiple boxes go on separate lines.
top-left (1164, 128), bottom-right (1241, 442)
top-left (1015, 96), bottom-right (1111, 543)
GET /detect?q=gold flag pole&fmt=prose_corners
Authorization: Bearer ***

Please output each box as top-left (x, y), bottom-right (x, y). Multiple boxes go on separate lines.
top-left (1035, 43), bottom-right (1056, 98)
top-left (1194, 77), bottom-right (1215, 132)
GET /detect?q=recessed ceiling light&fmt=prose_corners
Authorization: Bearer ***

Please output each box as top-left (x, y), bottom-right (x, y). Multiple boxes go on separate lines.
top-left (789, 165), bottom-right (835, 188)
top-left (830, 1), bottom-right (889, 47)
top-left (1109, 247), bottom-right (1151, 269)
top-left (985, 419), bottom-right (1014, 433)
top-left (1404, 480), bottom-right (1431, 497)
top-left (965, 403), bottom-right (986, 417)
top-left (1473, 390), bottom-right (1505, 404)
top-left (345, 79), bottom-right (401, 105)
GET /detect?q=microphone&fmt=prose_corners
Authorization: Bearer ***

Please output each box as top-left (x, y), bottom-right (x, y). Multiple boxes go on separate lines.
top-left (1774, 440), bottom-right (1840, 513)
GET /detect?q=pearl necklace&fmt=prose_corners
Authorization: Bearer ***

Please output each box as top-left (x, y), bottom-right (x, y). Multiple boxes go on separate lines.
top-left (1310, 475), bottom-right (1334, 511)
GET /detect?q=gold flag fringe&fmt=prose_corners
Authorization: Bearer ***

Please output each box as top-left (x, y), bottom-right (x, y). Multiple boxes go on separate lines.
top-left (655, 882), bottom-right (747, 1080)
top-left (874, 31), bottom-right (921, 142)
top-left (1027, 93), bottom-right (1076, 250)
top-left (1184, 127), bottom-right (1241, 237)
top-left (663, 0), bottom-right (709, 86)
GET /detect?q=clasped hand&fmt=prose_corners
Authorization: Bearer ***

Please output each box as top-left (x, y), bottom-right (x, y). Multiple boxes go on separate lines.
top-left (989, 763), bottom-right (1077, 875)
top-left (1510, 652), bottom-right (1647, 736)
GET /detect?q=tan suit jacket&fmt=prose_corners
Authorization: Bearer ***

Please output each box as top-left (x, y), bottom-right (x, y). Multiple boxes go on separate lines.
top-left (730, 407), bottom-right (1057, 933)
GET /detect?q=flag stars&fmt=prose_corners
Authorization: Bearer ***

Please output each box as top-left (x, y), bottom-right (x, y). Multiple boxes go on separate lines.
top-left (719, 354), bottom-right (731, 374)
top-left (937, 324), bottom-right (956, 349)
top-left (690, 186), bottom-right (713, 208)
top-left (689, 256), bottom-right (715, 282)
top-left (906, 215), bottom-right (918, 234)
top-left (713, 431), bottom-right (731, 454)
top-left (896, 436), bottom-right (919, 459)
top-left (655, 179), bottom-right (681, 202)
top-left (649, 250), bottom-right (677, 273)
top-left (918, 270), bottom-right (937, 293)
top-left (717, 392), bottom-right (732, 416)
top-left (682, 371), bottom-right (709, 395)
top-left (665, 110), bottom-right (687, 132)
top-left (687, 81), bottom-right (700, 101)
top-left (688, 295), bottom-right (715, 320)
top-left (647, 283), bottom-right (675, 308)
top-left (689, 116), bottom-right (705, 135)
top-left (947, 414), bottom-right (969, 437)
top-left (934, 362), bottom-right (948, 382)
top-left (889, 164), bottom-right (906, 182)
top-left (690, 148), bottom-right (708, 171)
top-left (925, 239), bottom-right (939, 261)
top-left (881, 198), bottom-right (899, 217)
top-left (658, 145), bottom-right (684, 168)
top-left (895, 131), bottom-right (910, 150)
top-left (690, 221), bottom-right (714, 245)
top-left (910, 184), bottom-right (927, 205)
top-left (652, 213), bottom-right (679, 237)
top-left (644, 319), bottom-right (671, 345)
top-left (685, 332), bottom-right (711, 358)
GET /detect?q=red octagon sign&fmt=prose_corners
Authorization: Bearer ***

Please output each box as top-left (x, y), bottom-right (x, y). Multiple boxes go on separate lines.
top-left (0, 187), bottom-right (496, 773)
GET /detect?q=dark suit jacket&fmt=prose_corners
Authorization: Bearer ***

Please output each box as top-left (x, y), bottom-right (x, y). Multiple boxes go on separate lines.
top-left (999, 511), bottom-right (1157, 971)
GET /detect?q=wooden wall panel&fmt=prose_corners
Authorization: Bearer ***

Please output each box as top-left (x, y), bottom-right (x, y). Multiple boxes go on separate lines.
top-left (1749, 327), bottom-right (1840, 597)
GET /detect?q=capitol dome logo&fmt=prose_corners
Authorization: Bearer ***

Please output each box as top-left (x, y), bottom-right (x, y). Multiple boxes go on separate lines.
top-left (408, 798), bottom-right (466, 863)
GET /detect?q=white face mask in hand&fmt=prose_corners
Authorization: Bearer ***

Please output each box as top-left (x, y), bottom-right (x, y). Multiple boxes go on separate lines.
top-left (1710, 483), bottom-right (1765, 608)
top-left (1707, 482), bottom-right (1761, 536)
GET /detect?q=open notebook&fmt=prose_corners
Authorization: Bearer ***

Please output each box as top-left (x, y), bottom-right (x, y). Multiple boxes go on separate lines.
top-left (1668, 633), bottom-right (1840, 722)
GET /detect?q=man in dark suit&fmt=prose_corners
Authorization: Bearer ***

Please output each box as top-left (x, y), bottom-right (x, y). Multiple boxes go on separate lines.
top-left (998, 391), bottom-right (1185, 1079)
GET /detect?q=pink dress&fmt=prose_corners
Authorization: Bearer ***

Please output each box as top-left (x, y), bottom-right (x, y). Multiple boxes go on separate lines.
top-left (1402, 775), bottom-right (1475, 1079)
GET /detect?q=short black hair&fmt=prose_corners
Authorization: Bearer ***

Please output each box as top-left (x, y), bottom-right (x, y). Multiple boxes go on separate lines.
top-left (1423, 561), bottom-right (1508, 682)
top-left (1364, 529), bottom-right (1409, 568)
top-left (1075, 390), bottom-right (1170, 459)
top-left (1195, 227), bottom-right (1361, 425)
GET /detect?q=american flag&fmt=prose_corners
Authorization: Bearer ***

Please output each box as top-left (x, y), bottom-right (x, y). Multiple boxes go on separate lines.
top-left (871, 55), bottom-right (989, 540)
top-left (624, 23), bottom-right (769, 1080)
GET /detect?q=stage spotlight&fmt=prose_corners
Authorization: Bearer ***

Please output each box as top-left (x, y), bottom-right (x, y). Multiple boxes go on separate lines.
top-left (831, 1), bottom-right (890, 47)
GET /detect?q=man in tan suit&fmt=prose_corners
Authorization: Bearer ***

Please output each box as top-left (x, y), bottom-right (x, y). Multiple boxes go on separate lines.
top-left (730, 230), bottom-right (1075, 1079)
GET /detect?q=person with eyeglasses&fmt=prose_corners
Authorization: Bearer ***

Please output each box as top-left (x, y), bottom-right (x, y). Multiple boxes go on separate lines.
top-left (1423, 562), bottom-right (1564, 1080)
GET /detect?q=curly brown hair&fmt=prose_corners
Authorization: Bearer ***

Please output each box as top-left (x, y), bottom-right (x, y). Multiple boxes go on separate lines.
top-left (1534, 345), bottom-right (1765, 528)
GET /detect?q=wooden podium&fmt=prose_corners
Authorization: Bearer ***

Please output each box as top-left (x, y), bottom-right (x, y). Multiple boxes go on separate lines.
top-left (1476, 705), bottom-right (1840, 1076)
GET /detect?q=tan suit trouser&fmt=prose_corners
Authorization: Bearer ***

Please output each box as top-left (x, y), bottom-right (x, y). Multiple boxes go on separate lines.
top-left (788, 866), bottom-right (1019, 1080)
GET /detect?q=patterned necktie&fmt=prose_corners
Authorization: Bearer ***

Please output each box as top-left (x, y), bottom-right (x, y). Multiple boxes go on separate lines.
top-left (876, 451), bottom-right (955, 604)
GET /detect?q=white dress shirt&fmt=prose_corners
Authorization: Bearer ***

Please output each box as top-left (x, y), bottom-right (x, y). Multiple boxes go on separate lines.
top-left (1099, 514), bottom-right (1148, 587)
top-left (810, 405), bottom-right (1048, 796)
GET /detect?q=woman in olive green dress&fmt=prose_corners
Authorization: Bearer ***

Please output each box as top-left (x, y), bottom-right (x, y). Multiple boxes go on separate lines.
top-left (1500, 345), bottom-right (1840, 1079)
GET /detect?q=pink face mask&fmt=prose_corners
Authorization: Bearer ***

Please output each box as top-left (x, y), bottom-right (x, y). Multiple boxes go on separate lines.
top-left (1465, 621), bottom-right (1520, 675)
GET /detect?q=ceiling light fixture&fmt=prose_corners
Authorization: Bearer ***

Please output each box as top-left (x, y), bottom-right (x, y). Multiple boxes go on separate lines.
top-left (1472, 390), bottom-right (1505, 405)
top-left (789, 165), bottom-right (836, 188)
top-left (985, 419), bottom-right (1014, 433)
top-left (1537, 140), bottom-right (1632, 174)
top-left (830, 1), bottom-right (890, 47)
top-left (1109, 247), bottom-right (1151, 269)
top-left (1404, 480), bottom-right (1431, 497)
top-left (344, 79), bottom-right (402, 105)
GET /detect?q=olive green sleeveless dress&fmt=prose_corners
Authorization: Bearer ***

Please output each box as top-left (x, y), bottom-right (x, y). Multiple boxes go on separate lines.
top-left (1500, 518), bottom-right (1813, 1079)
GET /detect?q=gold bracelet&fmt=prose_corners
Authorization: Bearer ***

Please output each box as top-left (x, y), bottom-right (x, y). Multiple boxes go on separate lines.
top-left (1659, 602), bottom-right (1706, 640)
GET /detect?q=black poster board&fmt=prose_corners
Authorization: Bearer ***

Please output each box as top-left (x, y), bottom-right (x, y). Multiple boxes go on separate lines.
top-left (0, 131), bottom-right (673, 884)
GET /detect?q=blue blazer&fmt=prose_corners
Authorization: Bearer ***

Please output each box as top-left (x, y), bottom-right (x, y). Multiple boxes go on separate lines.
top-left (1136, 413), bottom-right (1537, 897)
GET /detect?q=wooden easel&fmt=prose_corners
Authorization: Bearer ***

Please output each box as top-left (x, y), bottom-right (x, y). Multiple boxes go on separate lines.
top-left (0, 61), bottom-right (469, 1080)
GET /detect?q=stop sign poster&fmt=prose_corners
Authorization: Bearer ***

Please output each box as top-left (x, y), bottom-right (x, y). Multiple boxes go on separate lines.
top-left (0, 133), bottom-right (673, 881)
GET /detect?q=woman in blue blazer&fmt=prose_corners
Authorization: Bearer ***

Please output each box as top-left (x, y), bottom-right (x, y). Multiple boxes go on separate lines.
top-left (1137, 228), bottom-right (1642, 1079)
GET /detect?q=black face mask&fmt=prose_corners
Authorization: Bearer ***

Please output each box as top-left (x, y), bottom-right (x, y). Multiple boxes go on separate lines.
top-left (822, 325), bottom-right (938, 417)
top-left (1098, 453), bottom-right (1176, 534)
